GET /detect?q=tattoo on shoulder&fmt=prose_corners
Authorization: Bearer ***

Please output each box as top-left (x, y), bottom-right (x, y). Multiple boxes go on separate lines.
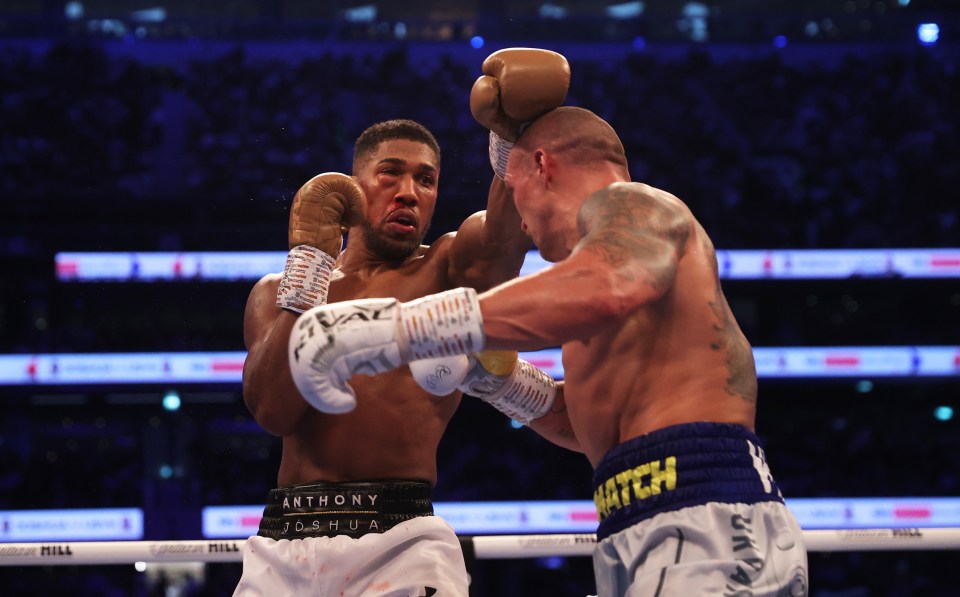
top-left (576, 185), bottom-right (689, 291)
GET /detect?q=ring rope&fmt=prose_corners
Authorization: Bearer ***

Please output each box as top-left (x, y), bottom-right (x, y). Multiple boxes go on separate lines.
top-left (1, 528), bottom-right (959, 566)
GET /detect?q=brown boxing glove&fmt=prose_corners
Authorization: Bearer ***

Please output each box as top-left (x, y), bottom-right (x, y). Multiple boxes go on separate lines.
top-left (288, 172), bottom-right (367, 255)
top-left (277, 173), bottom-right (366, 313)
top-left (470, 48), bottom-right (571, 143)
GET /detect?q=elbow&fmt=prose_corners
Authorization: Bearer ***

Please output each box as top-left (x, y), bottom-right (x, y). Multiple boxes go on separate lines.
top-left (245, 392), bottom-right (294, 437)
top-left (243, 384), bottom-right (274, 435)
top-left (253, 412), bottom-right (290, 438)
top-left (243, 371), bottom-right (297, 437)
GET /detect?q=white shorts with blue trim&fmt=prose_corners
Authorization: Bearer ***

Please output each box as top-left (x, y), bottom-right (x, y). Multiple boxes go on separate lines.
top-left (590, 423), bottom-right (808, 596)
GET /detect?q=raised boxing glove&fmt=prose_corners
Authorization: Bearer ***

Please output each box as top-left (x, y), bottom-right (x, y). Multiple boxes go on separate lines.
top-left (470, 48), bottom-right (571, 142)
top-left (288, 172), bottom-right (367, 254)
top-left (470, 48), bottom-right (570, 179)
top-left (277, 173), bottom-right (367, 313)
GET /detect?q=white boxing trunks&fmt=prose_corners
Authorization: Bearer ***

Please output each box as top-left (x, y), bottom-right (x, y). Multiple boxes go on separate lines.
top-left (233, 480), bottom-right (469, 597)
top-left (591, 422), bottom-right (808, 597)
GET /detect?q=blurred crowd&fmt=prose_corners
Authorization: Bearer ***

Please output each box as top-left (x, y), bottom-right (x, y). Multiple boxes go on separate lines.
top-left (0, 38), bottom-right (958, 595)
top-left (2, 39), bottom-right (957, 253)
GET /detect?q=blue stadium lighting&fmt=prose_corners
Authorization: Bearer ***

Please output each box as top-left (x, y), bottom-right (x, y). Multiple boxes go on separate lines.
top-left (510, 419), bottom-right (523, 429)
top-left (64, 1), bottom-right (83, 20)
top-left (855, 380), bottom-right (873, 393)
top-left (470, 36), bottom-right (485, 49)
top-left (773, 35), bottom-right (788, 49)
top-left (540, 3), bottom-right (568, 19)
top-left (53, 248), bottom-right (960, 282)
top-left (159, 464), bottom-right (173, 479)
top-left (898, 0), bottom-right (911, 6)
top-left (130, 7), bottom-right (166, 23)
top-left (162, 390), bottom-right (181, 411)
top-left (632, 36), bottom-right (646, 51)
top-left (606, 1), bottom-right (644, 20)
top-left (539, 556), bottom-right (565, 570)
top-left (935, 406), bottom-right (954, 421)
top-left (917, 23), bottom-right (940, 45)
top-left (343, 5), bottom-right (376, 23)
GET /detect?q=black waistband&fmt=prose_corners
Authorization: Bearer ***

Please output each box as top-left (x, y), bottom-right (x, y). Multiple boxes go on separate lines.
top-left (592, 422), bottom-right (785, 540)
top-left (257, 480), bottom-right (434, 540)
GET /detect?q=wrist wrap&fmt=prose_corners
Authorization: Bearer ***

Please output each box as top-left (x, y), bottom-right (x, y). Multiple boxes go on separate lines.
top-left (398, 288), bottom-right (485, 360)
top-left (479, 359), bottom-right (557, 426)
top-left (277, 245), bottom-right (337, 313)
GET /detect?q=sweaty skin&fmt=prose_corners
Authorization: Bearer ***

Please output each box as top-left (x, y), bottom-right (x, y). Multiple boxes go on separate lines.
top-left (482, 109), bottom-right (757, 467)
top-left (243, 137), bottom-right (529, 487)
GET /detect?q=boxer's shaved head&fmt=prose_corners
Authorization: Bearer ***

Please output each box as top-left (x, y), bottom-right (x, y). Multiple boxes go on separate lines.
top-left (518, 106), bottom-right (628, 170)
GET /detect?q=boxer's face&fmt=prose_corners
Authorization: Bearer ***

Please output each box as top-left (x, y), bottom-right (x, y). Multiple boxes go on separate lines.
top-left (505, 148), bottom-right (566, 262)
top-left (355, 139), bottom-right (439, 261)
top-left (504, 149), bottom-right (539, 234)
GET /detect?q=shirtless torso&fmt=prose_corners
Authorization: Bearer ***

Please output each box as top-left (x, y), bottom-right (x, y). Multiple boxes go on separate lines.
top-left (279, 106), bottom-right (808, 597)
top-left (241, 131), bottom-right (528, 489)
top-left (558, 187), bottom-right (756, 466)
top-left (245, 242), bottom-right (462, 487)
top-left (481, 181), bottom-right (757, 466)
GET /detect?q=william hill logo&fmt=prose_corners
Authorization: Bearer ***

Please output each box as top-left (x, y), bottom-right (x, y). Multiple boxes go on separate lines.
top-left (41, 545), bottom-right (73, 557)
top-left (208, 542), bottom-right (241, 553)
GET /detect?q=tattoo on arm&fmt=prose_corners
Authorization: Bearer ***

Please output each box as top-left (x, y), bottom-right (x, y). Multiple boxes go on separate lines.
top-left (576, 185), bottom-right (689, 293)
top-left (547, 400), bottom-right (577, 441)
top-left (708, 297), bottom-right (758, 404)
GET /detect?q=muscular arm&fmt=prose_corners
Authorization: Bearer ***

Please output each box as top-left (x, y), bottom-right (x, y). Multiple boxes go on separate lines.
top-left (480, 183), bottom-right (691, 350)
top-left (242, 275), bottom-right (311, 436)
top-left (447, 177), bottom-right (532, 291)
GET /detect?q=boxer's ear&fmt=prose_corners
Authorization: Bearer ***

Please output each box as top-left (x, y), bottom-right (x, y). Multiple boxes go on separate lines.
top-left (535, 149), bottom-right (554, 186)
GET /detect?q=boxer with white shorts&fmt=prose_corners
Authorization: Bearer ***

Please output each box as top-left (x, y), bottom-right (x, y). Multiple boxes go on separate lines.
top-left (238, 50), bottom-right (571, 595)
top-left (235, 481), bottom-right (468, 596)
top-left (591, 423), bottom-right (807, 596)
top-left (290, 106), bottom-right (809, 596)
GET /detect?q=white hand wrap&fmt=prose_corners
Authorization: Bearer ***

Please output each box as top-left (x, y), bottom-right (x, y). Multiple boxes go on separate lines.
top-left (399, 288), bottom-right (485, 360)
top-left (462, 358), bottom-right (557, 426)
top-left (288, 288), bottom-right (484, 413)
top-left (488, 130), bottom-right (514, 180)
top-left (276, 245), bottom-right (337, 313)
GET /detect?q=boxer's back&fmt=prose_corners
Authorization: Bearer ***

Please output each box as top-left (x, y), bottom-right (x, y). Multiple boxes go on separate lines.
top-left (562, 196), bottom-right (757, 468)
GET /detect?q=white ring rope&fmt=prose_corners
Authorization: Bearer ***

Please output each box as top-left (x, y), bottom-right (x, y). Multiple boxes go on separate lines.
top-left (1, 528), bottom-right (959, 566)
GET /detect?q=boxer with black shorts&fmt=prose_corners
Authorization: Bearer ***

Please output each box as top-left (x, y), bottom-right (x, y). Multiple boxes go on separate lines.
top-left (235, 50), bottom-right (571, 596)
top-left (294, 106), bottom-right (809, 596)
